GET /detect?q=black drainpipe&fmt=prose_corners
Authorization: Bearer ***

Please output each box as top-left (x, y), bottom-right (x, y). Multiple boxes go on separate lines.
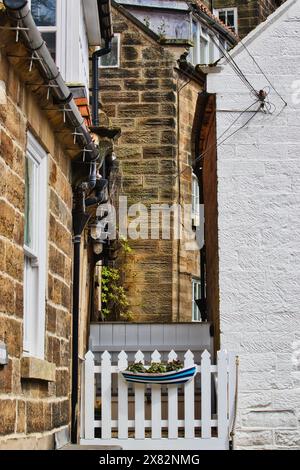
top-left (92, 40), bottom-right (112, 126)
top-left (70, 38), bottom-right (111, 442)
top-left (70, 38), bottom-right (112, 443)
top-left (71, 185), bottom-right (90, 444)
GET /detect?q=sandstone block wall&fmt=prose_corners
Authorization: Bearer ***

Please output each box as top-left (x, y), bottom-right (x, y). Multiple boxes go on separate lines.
top-left (100, 7), bottom-right (202, 322)
top-left (0, 46), bottom-right (73, 449)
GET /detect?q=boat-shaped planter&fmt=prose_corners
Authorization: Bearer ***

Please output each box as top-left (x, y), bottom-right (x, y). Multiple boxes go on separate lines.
top-left (121, 366), bottom-right (197, 385)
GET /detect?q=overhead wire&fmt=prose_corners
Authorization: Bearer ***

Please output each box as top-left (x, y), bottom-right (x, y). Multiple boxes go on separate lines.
top-left (239, 38), bottom-right (288, 108)
top-left (174, 99), bottom-right (263, 179)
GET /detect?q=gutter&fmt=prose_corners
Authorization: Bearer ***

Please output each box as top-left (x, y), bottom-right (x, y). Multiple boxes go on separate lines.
top-left (3, 0), bottom-right (101, 164)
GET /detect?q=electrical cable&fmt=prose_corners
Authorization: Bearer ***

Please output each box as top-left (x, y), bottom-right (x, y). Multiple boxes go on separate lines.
top-left (239, 38), bottom-right (288, 107)
top-left (210, 35), bottom-right (260, 98)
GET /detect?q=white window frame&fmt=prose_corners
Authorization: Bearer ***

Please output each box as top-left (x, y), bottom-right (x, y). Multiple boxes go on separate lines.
top-left (23, 132), bottom-right (48, 359)
top-left (192, 172), bottom-right (200, 227)
top-left (28, 0), bottom-right (66, 77)
top-left (190, 20), bottom-right (200, 66)
top-left (214, 7), bottom-right (238, 34)
top-left (200, 25), bottom-right (209, 65)
top-left (192, 278), bottom-right (201, 322)
top-left (99, 33), bottom-right (121, 69)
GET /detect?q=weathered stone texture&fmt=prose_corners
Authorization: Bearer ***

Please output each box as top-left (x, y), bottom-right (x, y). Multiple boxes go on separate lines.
top-left (0, 43), bottom-right (72, 449)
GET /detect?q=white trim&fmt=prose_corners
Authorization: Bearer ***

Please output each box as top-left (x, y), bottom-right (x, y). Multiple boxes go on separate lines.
top-left (99, 34), bottom-right (121, 69)
top-left (23, 132), bottom-right (48, 359)
top-left (82, 0), bottom-right (101, 46)
top-left (192, 278), bottom-right (201, 322)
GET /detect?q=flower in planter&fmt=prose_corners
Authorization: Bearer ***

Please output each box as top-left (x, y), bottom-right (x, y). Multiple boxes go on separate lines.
top-left (126, 361), bottom-right (146, 373)
top-left (166, 360), bottom-right (183, 372)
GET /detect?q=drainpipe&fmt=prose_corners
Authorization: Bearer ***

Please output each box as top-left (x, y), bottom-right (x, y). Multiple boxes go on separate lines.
top-left (71, 187), bottom-right (91, 444)
top-left (3, 0), bottom-right (101, 164)
top-left (91, 40), bottom-right (111, 126)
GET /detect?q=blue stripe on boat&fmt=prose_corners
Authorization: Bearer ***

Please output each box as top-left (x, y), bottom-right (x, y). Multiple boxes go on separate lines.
top-left (122, 366), bottom-right (196, 382)
top-left (125, 378), bottom-right (191, 385)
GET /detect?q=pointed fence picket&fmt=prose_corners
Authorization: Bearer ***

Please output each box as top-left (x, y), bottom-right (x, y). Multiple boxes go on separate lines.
top-left (81, 348), bottom-right (237, 450)
top-left (167, 350), bottom-right (178, 439)
top-left (118, 351), bottom-right (128, 439)
top-left (151, 350), bottom-right (162, 439)
top-left (134, 350), bottom-right (145, 439)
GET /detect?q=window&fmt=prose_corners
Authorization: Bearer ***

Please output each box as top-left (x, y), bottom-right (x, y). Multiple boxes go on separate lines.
top-left (200, 26), bottom-right (209, 64)
top-left (192, 279), bottom-right (201, 322)
top-left (29, 0), bottom-right (67, 77)
top-left (214, 8), bottom-right (238, 34)
top-left (23, 133), bottom-right (48, 358)
top-left (30, 0), bottom-right (57, 61)
top-left (190, 21), bottom-right (200, 66)
top-left (99, 34), bottom-right (121, 68)
top-left (192, 172), bottom-right (200, 227)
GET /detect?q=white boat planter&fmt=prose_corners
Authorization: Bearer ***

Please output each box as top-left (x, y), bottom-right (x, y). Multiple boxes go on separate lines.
top-left (121, 365), bottom-right (197, 385)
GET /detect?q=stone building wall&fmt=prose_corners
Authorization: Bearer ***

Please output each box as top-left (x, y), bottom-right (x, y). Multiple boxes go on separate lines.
top-left (0, 38), bottom-right (73, 449)
top-left (207, 0), bottom-right (300, 449)
top-left (100, 6), bottom-right (203, 322)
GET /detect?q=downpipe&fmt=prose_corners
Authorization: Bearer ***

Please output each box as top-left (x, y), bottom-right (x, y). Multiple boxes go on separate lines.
top-left (91, 40), bottom-right (111, 126)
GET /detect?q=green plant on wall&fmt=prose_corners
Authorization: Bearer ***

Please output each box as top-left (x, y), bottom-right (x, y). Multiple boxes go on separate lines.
top-left (100, 238), bottom-right (134, 321)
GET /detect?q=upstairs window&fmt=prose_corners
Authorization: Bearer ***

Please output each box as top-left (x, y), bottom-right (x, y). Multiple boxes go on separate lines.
top-left (192, 278), bottom-right (201, 322)
top-left (30, 0), bottom-right (57, 61)
top-left (192, 172), bottom-right (200, 227)
top-left (214, 7), bottom-right (238, 34)
top-left (99, 34), bottom-right (121, 68)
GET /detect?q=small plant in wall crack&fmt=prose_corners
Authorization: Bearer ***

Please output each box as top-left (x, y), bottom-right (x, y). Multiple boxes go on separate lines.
top-left (100, 238), bottom-right (135, 321)
top-left (101, 266), bottom-right (133, 321)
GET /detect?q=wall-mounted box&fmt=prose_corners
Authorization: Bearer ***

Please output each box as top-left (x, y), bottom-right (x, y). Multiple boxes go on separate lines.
top-left (0, 341), bottom-right (8, 365)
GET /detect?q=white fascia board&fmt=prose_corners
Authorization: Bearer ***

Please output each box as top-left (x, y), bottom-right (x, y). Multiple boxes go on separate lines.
top-left (83, 0), bottom-right (101, 46)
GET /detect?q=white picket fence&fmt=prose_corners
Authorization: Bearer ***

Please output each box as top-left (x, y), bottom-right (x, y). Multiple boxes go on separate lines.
top-left (80, 349), bottom-right (237, 450)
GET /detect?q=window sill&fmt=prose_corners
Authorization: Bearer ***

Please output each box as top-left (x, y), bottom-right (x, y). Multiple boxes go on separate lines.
top-left (21, 357), bottom-right (56, 382)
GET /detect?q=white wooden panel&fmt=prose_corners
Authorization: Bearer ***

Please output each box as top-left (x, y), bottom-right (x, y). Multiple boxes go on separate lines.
top-left (100, 324), bottom-right (113, 349)
top-left (118, 351), bottom-right (128, 439)
top-left (125, 324), bottom-right (138, 346)
top-left (101, 351), bottom-right (112, 439)
top-left (168, 350), bottom-right (178, 439)
top-left (217, 350), bottom-right (228, 439)
top-left (184, 350), bottom-right (195, 439)
top-left (150, 325), bottom-right (164, 346)
top-left (113, 324), bottom-right (126, 348)
top-left (201, 350), bottom-right (211, 439)
top-left (151, 350), bottom-right (162, 439)
top-left (138, 324), bottom-right (151, 347)
top-left (134, 350), bottom-right (145, 439)
top-left (84, 351), bottom-right (95, 440)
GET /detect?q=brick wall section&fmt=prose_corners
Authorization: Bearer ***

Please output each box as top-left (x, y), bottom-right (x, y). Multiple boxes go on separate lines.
top-left (0, 49), bottom-right (72, 449)
top-left (207, 0), bottom-right (300, 449)
top-left (100, 7), bottom-right (202, 322)
top-left (213, 0), bottom-right (284, 37)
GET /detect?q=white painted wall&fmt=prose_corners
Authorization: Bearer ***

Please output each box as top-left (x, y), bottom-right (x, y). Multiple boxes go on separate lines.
top-left (207, 0), bottom-right (300, 449)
